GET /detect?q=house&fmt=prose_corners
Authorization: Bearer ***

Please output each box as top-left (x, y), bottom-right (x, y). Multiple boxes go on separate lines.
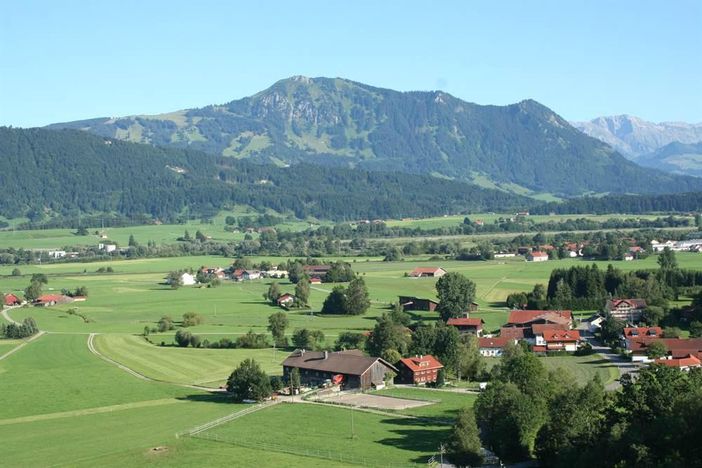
top-left (506, 310), bottom-right (573, 329)
top-left (396, 355), bottom-right (444, 384)
top-left (654, 354), bottom-right (702, 371)
top-left (623, 253), bottom-right (635, 261)
top-left (622, 327), bottom-right (662, 340)
top-left (4, 293), bottom-right (22, 306)
top-left (231, 268), bottom-right (246, 281)
top-left (243, 270), bottom-right (261, 281)
top-left (276, 293), bottom-right (295, 308)
top-left (479, 337), bottom-right (516, 357)
top-left (398, 296), bottom-right (439, 312)
top-left (533, 329), bottom-right (581, 352)
top-left (605, 298), bottom-right (647, 323)
top-left (309, 277), bottom-right (322, 284)
top-left (629, 246), bottom-right (644, 254)
top-left (587, 315), bottom-right (606, 334)
top-left (446, 316), bottom-right (484, 336)
top-left (303, 265), bottom-right (332, 280)
top-left (34, 294), bottom-right (72, 307)
top-left (282, 349), bottom-right (397, 391)
top-left (526, 251), bottom-right (549, 262)
top-left (48, 250), bottom-right (66, 259)
top-left (626, 338), bottom-right (702, 362)
top-left (98, 243), bottom-right (117, 253)
top-left (408, 267), bottom-right (446, 278)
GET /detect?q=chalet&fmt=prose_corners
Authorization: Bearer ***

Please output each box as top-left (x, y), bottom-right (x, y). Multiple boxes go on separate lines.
top-left (479, 337), bottom-right (516, 357)
top-left (526, 251), bottom-right (549, 262)
top-left (282, 349), bottom-right (397, 391)
top-left (276, 293), bottom-right (295, 308)
top-left (654, 354), bottom-right (702, 371)
top-left (303, 265), bottom-right (332, 280)
top-left (243, 270), bottom-right (261, 280)
top-left (34, 294), bottom-right (72, 307)
top-left (408, 267), bottom-right (446, 278)
top-left (399, 296), bottom-right (439, 312)
top-left (505, 310), bottom-right (573, 329)
top-left (605, 298), bottom-right (647, 323)
top-left (626, 338), bottom-right (702, 362)
top-left (533, 329), bottom-right (581, 352)
top-left (446, 317), bottom-right (484, 336)
top-left (4, 293), bottom-right (22, 306)
top-left (622, 327), bottom-right (662, 340)
top-left (396, 355), bottom-right (444, 384)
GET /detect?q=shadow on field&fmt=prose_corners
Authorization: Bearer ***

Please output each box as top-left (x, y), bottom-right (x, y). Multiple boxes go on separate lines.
top-left (177, 393), bottom-right (232, 404)
top-left (377, 417), bottom-right (451, 462)
top-left (582, 358), bottom-right (617, 368)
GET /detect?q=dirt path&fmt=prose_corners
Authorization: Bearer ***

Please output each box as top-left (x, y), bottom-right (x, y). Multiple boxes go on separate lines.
top-left (1, 305), bottom-right (21, 325)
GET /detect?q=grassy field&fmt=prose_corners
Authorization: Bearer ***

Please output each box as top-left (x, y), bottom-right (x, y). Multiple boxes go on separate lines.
top-left (483, 353), bottom-right (620, 386)
top-left (94, 334), bottom-right (283, 387)
top-left (373, 387), bottom-right (478, 420)
top-left (203, 402), bottom-right (449, 466)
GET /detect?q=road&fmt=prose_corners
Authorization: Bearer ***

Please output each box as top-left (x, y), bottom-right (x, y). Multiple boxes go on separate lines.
top-left (1, 305), bottom-right (21, 325)
top-left (577, 324), bottom-right (641, 390)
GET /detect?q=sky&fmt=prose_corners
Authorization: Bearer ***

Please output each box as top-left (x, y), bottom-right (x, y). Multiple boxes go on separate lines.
top-left (1, 0), bottom-right (700, 127)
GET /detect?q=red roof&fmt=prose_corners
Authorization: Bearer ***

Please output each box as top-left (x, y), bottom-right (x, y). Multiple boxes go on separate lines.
top-left (628, 337), bottom-right (702, 355)
top-left (541, 329), bottom-right (580, 343)
top-left (409, 267), bottom-right (445, 276)
top-left (531, 323), bottom-right (570, 334)
top-left (607, 298), bottom-right (647, 309)
top-left (446, 317), bottom-right (484, 328)
top-left (35, 294), bottom-right (67, 303)
top-left (529, 251), bottom-right (548, 257)
top-left (655, 354), bottom-right (701, 368)
top-left (277, 293), bottom-right (295, 304)
top-left (4, 293), bottom-right (21, 306)
top-left (623, 327), bottom-right (662, 338)
top-left (479, 337), bottom-right (513, 348)
top-left (500, 327), bottom-right (526, 340)
top-left (507, 310), bottom-right (572, 326)
top-left (399, 355), bottom-right (444, 372)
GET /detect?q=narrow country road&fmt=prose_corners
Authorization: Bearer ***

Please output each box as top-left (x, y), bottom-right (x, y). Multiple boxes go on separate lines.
top-left (1, 305), bottom-right (21, 325)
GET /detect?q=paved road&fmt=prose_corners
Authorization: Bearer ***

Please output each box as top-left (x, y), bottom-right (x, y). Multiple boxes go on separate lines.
top-left (581, 332), bottom-right (641, 390)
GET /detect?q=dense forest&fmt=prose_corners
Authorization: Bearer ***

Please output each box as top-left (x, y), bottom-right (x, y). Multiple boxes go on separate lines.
top-left (533, 192), bottom-right (702, 215)
top-left (0, 127), bottom-right (530, 221)
top-left (48, 76), bottom-right (702, 196)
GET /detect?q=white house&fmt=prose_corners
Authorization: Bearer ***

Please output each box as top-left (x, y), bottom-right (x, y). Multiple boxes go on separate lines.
top-left (526, 251), bottom-right (549, 262)
top-left (243, 270), bottom-right (261, 280)
top-left (478, 337), bottom-right (515, 357)
top-left (98, 243), bottom-right (117, 253)
top-left (180, 273), bottom-right (196, 286)
top-left (48, 250), bottom-right (66, 259)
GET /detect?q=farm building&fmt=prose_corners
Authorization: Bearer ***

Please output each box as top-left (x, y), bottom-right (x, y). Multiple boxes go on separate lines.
top-left (446, 316), bottom-right (484, 336)
top-left (654, 355), bottom-right (702, 370)
top-left (526, 251), bottom-right (549, 262)
top-left (532, 329), bottom-right (581, 352)
top-left (282, 349), bottom-right (397, 391)
top-left (478, 337), bottom-right (516, 357)
top-left (4, 293), bottom-right (22, 306)
top-left (605, 298), bottom-right (647, 323)
top-left (34, 294), bottom-right (73, 307)
top-left (408, 267), bottom-right (446, 278)
top-left (396, 355), bottom-right (444, 384)
top-left (276, 293), bottom-right (295, 308)
top-left (303, 265), bottom-right (332, 280)
top-left (505, 310), bottom-right (573, 329)
top-left (398, 296), bottom-right (439, 312)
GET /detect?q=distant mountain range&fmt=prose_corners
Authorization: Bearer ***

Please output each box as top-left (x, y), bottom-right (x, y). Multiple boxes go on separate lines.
top-left (572, 115), bottom-right (702, 177)
top-left (47, 76), bottom-right (702, 196)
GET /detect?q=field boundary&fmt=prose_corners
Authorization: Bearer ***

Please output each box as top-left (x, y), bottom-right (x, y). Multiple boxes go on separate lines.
top-left (176, 400), bottom-right (278, 437)
top-left (0, 331), bottom-right (46, 361)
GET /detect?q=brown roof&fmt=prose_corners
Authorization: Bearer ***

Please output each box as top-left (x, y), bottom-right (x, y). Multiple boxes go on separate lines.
top-left (500, 327), bottom-right (526, 340)
top-left (606, 298), bottom-right (647, 310)
top-left (623, 327), bottom-right (662, 338)
top-left (399, 355), bottom-right (444, 372)
top-left (628, 337), bottom-right (702, 355)
top-left (282, 349), bottom-right (397, 375)
top-left (531, 323), bottom-right (570, 335)
top-left (507, 310), bottom-right (572, 326)
top-left (409, 267), bottom-right (445, 276)
top-left (479, 337), bottom-right (513, 348)
top-left (446, 318), bottom-right (484, 328)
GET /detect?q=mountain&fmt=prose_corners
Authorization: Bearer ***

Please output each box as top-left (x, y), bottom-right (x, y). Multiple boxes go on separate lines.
top-left (572, 114), bottom-right (702, 158)
top-left (636, 141), bottom-right (702, 177)
top-left (0, 127), bottom-right (530, 221)
top-left (47, 76), bottom-right (702, 196)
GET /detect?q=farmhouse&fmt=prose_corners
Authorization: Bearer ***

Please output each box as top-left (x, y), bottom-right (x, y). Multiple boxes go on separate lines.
top-left (626, 338), bottom-right (702, 362)
top-left (446, 316), bottom-right (484, 336)
top-left (4, 293), bottom-right (22, 306)
top-left (606, 298), bottom-right (647, 323)
top-left (622, 326), bottom-right (662, 339)
top-left (479, 337), bottom-right (516, 357)
top-left (282, 349), bottom-right (397, 391)
top-left (243, 270), bottom-right (261, 280)
top-left (526, 251), bottom-right (549, 262)
top-left (398, 296), bottom-right (439, 312)
top-left (408, 267), bottom-right (446, 278)
top-left (533, 329), bottom-right (581, 352)
top-left (505, 310), bottom-right (573, 329)
top-left (34, 294), bottom-right (72, 307)
top-left (231, 268), bottom-right (246, 281)
top-left (396, 355), bottom-right (444, 384)
top-left (179, 273), bottom-right (196, 286)
top-left (303, 265), bottom-right (332, 281)
top-left (654, 354), bottom-right (702, 370)
top-left (276, 293), bottom-right (295, 308)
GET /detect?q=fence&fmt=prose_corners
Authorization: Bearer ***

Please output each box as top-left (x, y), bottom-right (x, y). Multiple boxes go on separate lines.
top-left (176, 402), bottom-right (269, 438)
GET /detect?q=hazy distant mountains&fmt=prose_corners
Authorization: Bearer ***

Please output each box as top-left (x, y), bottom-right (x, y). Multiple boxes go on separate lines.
top-left (48, 76), bottom-right (702, 195)
top-left (573, 115), bottom-right (702, 177)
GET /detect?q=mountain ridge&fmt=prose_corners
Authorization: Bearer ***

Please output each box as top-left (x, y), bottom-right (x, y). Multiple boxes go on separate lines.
top-left (47, 76), bottom-right (702, 196)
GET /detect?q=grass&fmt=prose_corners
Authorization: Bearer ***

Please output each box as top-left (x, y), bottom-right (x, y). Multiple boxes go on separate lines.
top-left (204, 403), bottom-right (449, 466)
top-left (94, 334), bottom-right (284, 387)
top-left (483, 353), bottom-right (620, 386)
top-left (373, 387), bottom-right (477, 420)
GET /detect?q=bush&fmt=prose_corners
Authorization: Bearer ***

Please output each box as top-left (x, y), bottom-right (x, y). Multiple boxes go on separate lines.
top-left (175, 329), bottom-right (192, 347)
top-left (182, 312), bottom-right (205, 327)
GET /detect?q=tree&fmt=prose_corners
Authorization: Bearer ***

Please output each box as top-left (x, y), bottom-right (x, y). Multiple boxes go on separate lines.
top-left (175, 329), bottom-right (192, 347)
top-left (433, 323), bottom-right (462, 373)
top-left (267, 312), bottom-right (289, 347)
top-left (167, 271), bottom-right (182, 289)
top-left (11, 268), bottom-right (21, 276)
top-left (294, 277), bottom-right (310, 307)
top-left (657, 247), bottom-right (678, 270)
top-left (344, 277), bottom-right (371, 315)
top-left (435, 368), bottom-right (446, 387)
top-left (689, 320), bottom-right (702, 338)
top-left (321, 286), bottom-right (347, 314)
top-left (128, 234), bottom-right (138, 247)
top-left (600, 315), bottom-right (625, 347)
top-left (641, 305), bottom-right (664, 326)
top-left (436, 272), bottom-right (476, 321)
top-left (24, 281), bottom-right (42, 302)
top-left (647, 340), bottom-right (667, 359)
top-left (334, 331), bottom-right (366, 351)
top-left (74, 286), bottom-right (88, 297)
top-left (289, 367), bottom-right (301, 393)
top-left (458, 335), bottom-right (485, 381)
top-left (448, 407), bottom-right (484, 467)
top-left (389, 302), bottom-right (411, 326)
top-left (181, 312), bottom-right (204, 327)
top-left (287, 262), bottom-right (305, 284)
top-left (189, 334), bottom-right (203, 348)
top-left (157, 315), bottom-right (175, 332)
top-left (292, 328), bottom-right (325, 351)
top-left (264, 282), bottom-right (281, 304)
top-left (366, 313), bottom-right (410, 357)
top-left (226, 358), bottom-right (272, 402)
top-left (31, 273), bottom-right (48, 285)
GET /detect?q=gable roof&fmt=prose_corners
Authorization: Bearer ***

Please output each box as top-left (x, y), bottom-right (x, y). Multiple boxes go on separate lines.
top-left (528, 251), bottom-right (548, 258)
top-left (4, 293), bottom-right (21, 305)
top-left (409, 267), bottom-right (445, 275)
top-left (479, 337), bottom-right (513, 349)
top-left (399, 355), bottom-right (444, 372)
top-left (606, 298), bottom-right (647, 309)
top-left (282, 349), bottom-right (397, 375)
top-left (623, 327), bottom-right (662, 338)
top-left (446, 317), bottom-right (484, 327)
top-left (35, 294), bottom-right (68, 303)
top-left (500, 327), bottom-right (527, 340)
top-left (542, 329), bottom-right (580, 343)
top-left (507, 310), bottom-right (572, 326)
top-left (655, 354), bottom-right (702, 368)
top-left (531, 323), bottom-right (570, 335)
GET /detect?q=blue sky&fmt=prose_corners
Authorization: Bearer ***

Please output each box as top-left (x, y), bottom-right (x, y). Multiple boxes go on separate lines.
top-left (1, 0), bottom-right (700, 127)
